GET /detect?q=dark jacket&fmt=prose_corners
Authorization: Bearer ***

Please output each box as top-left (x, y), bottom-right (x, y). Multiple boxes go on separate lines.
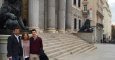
top-left (7, 34), bottom-right (23, 57)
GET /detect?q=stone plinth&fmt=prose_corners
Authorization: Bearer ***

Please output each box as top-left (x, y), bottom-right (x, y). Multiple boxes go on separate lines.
top-left (0, 35), bottom-right (9, 60)
top-left (76, 32), bottom-right (95, 43)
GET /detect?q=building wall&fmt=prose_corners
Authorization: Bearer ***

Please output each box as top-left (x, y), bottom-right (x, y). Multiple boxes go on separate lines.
top-left (88, 0), bottom-right (97, 26)
top-left (83, 0), bottom-right (104, 43)
top-left (96, 0), bottom-right (104, 43)
top-left (71, 0), bottom-right (83, 32)
top-left (103, 0), bottom-right (112, 41)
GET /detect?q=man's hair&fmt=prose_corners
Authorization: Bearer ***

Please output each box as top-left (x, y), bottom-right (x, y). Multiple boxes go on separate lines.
top-left (12, 26), bottom-right (20, 30)
top-left (31, 29), bottom-right (37, 32)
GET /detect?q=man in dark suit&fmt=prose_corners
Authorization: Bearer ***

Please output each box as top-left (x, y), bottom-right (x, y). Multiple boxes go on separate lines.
top-left (7, 26), bottom-right (23, 60)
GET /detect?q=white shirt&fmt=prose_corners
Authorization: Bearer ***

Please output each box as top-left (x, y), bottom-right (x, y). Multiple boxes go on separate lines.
top-left (14, 35), bottom-right (19, 42)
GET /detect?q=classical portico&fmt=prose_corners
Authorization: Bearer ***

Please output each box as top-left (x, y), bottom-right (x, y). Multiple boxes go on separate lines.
top-left (21, 0), bottom-right (83, 33)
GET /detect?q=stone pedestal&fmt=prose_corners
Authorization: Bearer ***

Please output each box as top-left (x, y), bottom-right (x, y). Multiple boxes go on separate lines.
top-left (0, 35), bottom-right (9, 60)
top-left (77, 32), bottom-right (95, 43)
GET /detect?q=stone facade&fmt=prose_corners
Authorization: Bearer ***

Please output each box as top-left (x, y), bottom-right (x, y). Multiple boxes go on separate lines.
top-left (24, 0), bottom-right (83, 33)
top-left (103, 0), bottom-right (112, 41)
top-left (82, 0), bottom-right (109, 43)
top-left (0, 0), bottom-right (112, 40)
top-left (96, 0), bottom-right (104, 43)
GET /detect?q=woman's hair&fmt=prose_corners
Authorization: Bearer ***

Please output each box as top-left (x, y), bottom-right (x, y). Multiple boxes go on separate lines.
top-left (21, 32), bottom-right (29, 40)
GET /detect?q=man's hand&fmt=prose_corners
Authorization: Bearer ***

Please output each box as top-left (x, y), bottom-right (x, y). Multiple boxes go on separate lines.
top-left (8, 57), bottom-right (12, 60)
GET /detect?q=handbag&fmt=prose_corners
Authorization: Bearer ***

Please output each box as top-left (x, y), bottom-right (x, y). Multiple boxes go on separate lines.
top-left (39, 48), bottom-right (49, 60)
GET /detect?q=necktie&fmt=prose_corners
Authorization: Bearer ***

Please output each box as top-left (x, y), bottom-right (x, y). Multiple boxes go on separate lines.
top-left (16, 36), bottom-right (19, 42)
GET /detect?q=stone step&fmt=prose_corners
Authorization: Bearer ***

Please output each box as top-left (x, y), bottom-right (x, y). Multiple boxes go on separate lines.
top-left (38, 33), bottom-right (96, 59)
top-left (71, 45), bottom-right (92, 54)
top-left (40, 33), bottom-right (80, 39)
top-left (81, 45), bottom-right (97, 53)
top-left (43, 40), bottom-right (77, 47)
top-left (44, 41), bottom-right (80, 50)
top-left (43, 39), bottom-right (85, 47)
top-left (56, 45), bottom-right (96, 60)
top-left (47, 43), bottom-right (89, 58)
top-left (45, 42), bottom-right (85, 54)
top-left (77, 45), bottom-right (95, 53)
top-left (42, 38), bottom-right (84, 44)
top-left (44, 41), bottom-right (84, 48)
top-left (50, 44), bottom-right (96, 59)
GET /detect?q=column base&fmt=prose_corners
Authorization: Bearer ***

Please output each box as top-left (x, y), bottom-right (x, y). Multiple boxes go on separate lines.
top-left (65, 29), bottom-right (79, 33)
top-left (65, 29), bottom-right (73, 33)
top-left (38, 29), bottom-right (45, 33)
top-left (71, 29), bottom-right (79, 33)
top-left (58, 30), bottom-right (66, 33)
top-left (29, 27), bottom-right (40, 33)
top-left (46, 28), bottom-right (58, 33)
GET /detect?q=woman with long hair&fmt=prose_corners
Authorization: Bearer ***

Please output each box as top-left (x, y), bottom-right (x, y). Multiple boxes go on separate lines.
top-left (21, 32), bottom-right (30, 60)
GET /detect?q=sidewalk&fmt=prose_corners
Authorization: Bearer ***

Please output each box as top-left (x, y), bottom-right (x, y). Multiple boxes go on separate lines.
top-left (59, 44), bottom-right (115, 60)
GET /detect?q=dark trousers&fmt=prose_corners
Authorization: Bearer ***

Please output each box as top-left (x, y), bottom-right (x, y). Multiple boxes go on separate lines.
top-left (12, 56), bottom-right (19, 60)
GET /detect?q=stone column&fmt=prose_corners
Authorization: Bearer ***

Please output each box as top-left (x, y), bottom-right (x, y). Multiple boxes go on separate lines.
top-left (44, 0), bottom-right (48, 30)
top-left (28, 0), bottom-right (39, 30)
top-left (39, 0), bottom-right (45, 32)
top-left (47, 0), bottom-right (56, 32)
top-left (66, 0), bottom-right (72, 31)
top-left (58, 0), bottom-right (66, 32)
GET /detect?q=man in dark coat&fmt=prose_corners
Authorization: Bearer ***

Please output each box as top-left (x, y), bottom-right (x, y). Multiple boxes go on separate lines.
top-left (7, 26), bottom-right (23, 60)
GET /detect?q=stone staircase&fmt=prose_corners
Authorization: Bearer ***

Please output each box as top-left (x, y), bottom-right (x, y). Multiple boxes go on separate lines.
top-left (38, 33), bottom-right (96, 60)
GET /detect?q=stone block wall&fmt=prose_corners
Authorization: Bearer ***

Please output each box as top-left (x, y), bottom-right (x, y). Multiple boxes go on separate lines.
top-left (77, 32), bottom-right (95, 43)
